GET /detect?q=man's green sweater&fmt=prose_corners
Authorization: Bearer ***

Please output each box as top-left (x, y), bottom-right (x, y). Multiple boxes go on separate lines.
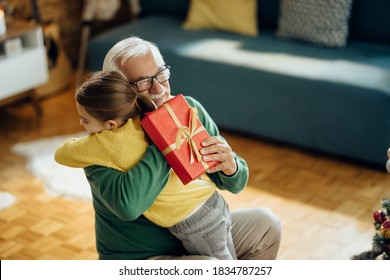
top-left (84, 96), bottom-right (249, 259)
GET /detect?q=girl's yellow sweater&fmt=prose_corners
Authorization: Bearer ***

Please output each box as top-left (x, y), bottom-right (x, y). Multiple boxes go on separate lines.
top-left (54, 116), bottom-right (216, 227)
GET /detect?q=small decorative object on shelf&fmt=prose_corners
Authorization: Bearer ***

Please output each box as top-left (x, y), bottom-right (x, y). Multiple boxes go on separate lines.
top-left (4, 37), bottom-right (22, 56)
top-left (352, 197), bottom-right (390, 260)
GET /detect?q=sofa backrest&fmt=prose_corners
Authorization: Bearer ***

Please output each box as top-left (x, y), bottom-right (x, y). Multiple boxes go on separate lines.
top-left (349, 0), bottom-right (390, 45)
top-left (139, 0), bottom-right (190, 20)
top-left (139, 0), bottom-right (390, 46)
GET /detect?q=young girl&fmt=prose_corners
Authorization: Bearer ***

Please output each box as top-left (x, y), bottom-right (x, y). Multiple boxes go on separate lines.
top-left (55, 70), bottom-right (236, 259)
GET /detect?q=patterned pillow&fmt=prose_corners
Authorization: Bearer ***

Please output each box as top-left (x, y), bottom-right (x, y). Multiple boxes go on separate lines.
top-left (277, 0), bottom-right (353, 47)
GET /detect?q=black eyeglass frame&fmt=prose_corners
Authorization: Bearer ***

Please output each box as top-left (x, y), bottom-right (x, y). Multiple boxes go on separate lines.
top-left (129, 65), bottom-right (171, 92)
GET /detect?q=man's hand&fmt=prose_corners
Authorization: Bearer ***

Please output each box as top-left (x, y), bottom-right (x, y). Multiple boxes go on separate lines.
top-left (200, 136), bottom-right (237, 176)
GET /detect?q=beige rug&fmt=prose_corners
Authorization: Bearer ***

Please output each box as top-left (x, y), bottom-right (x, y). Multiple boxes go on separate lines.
top-left (0, 192), bottom-right (16, 211)
top-left (11, 133), bottom-right (92, 200)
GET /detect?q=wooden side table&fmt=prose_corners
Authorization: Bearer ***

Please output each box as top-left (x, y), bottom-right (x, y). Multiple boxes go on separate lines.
top-left (0, 20), bottom-right (48, 116)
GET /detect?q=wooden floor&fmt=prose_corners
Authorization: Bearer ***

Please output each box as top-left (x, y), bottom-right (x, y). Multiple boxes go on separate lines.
top-left (1, 75), bottom-right (389, 260)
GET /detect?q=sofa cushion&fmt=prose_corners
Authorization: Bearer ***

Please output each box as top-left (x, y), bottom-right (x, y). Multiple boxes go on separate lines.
top-left (182, 0), bottom-right (258, 36)
top-left (88, 16), bottom-right (390, 91)
top-left (277, 0), bottom-right (353, 47)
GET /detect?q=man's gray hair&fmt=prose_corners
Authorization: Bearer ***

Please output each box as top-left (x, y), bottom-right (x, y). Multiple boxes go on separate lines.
top-left (102, 36), bottom-right (165, 76)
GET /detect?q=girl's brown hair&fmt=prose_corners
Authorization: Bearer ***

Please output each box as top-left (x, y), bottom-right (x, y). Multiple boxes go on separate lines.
top-left (76, 71), bottom-right (156, 123)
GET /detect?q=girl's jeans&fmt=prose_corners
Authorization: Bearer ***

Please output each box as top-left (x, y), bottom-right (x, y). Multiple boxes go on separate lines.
top-left (168, 191), bottom-right (236, 260)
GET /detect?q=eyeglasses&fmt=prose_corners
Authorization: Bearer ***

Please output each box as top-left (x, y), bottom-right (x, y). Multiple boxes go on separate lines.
top-left (130, 65), bottom-right (171, 92)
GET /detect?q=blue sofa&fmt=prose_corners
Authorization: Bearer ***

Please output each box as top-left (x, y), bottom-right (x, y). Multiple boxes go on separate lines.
top-left (87, 0), bottom-right (390, 168)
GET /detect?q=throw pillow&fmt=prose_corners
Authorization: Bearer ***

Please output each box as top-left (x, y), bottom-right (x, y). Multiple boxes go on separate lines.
top-left (277, 0), bottom-right (353, 47)
top-left (183, 0), bottom-right (258, 36)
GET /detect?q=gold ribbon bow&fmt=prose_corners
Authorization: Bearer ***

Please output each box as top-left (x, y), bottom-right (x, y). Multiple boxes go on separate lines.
top-left (162, 103), bottom-right (206, 165)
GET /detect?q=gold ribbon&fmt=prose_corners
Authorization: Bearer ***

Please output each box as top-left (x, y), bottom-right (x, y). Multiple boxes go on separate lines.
top-left (162, 103), bottom-right (207, 167)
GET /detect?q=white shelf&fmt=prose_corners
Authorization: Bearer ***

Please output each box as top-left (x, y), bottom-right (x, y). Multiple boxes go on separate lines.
top-left (0, 21), bottom-right (48, 101)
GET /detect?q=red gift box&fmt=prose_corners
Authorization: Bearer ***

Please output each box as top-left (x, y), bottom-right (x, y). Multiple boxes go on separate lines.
top-left (141, 94), bottom-right (218, 185)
